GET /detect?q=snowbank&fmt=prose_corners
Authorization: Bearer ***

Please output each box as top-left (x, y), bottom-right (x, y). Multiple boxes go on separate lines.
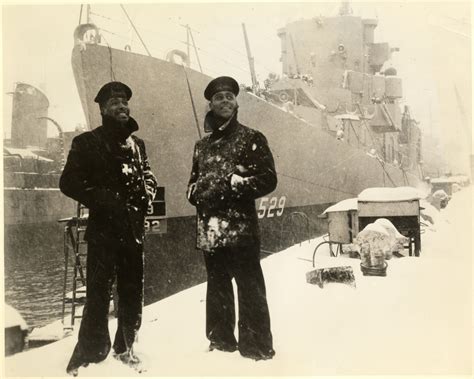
top-left (4, 147), bottom-right (54, 161)
top-left (5, 187), bottom-right (472, 377)
top-left (5, 304), bottom-right (28, 330)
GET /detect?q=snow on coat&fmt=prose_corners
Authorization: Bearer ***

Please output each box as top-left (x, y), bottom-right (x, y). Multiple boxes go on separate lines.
top-left (187, 113), bottom-right (277, 251)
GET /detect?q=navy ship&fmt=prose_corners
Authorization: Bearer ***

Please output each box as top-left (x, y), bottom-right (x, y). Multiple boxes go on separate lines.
top-left (70, 2), bottom-right (422, 305)
top-left (5, 2), bottom-right (424, 331)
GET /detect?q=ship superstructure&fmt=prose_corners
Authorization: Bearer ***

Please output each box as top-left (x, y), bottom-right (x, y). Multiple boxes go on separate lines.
top-left (264, 2), bottom-right (422, 177)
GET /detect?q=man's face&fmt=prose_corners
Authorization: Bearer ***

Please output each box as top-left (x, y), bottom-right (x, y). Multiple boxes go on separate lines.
top-left (210, 90), bottom-right (237, 120)
top-left (100, 96), bottom-right (130, 123)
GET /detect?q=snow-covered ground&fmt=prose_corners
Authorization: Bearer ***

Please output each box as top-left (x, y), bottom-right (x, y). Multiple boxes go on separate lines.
top-left (4, 187), bottom-right (472, 377)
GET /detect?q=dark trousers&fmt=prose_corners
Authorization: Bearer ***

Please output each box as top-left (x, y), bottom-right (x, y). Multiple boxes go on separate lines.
top-left (68, 238), bottom-right (144, 366)
top-left (203, 244), bottom-right (273, 355)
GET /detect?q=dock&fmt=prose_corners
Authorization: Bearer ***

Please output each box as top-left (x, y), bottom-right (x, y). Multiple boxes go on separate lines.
top-left (5, 187), bottom-right (472, 376)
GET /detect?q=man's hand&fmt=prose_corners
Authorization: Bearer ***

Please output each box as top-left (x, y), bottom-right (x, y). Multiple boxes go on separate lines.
top-left (230, 173), bottom-right (247, 191)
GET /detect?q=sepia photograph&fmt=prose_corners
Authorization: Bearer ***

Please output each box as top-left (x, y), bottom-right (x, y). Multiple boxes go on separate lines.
top-left (2, 1), bottom-right (472, 377)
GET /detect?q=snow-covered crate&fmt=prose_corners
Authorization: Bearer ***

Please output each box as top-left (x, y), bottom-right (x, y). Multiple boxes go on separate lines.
top-left (358, 187), bottom-right (422, 217)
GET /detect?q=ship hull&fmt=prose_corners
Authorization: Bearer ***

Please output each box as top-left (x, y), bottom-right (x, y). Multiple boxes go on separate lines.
top-left (4, 186), bottom-right (76, 225)
top-left (72, 44), bottom-right (420, 216)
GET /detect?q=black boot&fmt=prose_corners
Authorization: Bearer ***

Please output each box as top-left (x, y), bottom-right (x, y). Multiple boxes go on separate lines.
top-left (239, 347), bottom-right (275, 361)
top-left (209, 340), bottom-right (238, 353)
top-left (66, 345), bottom-right (89, 376)
top-left (113, 348), bottom-right (144, 373)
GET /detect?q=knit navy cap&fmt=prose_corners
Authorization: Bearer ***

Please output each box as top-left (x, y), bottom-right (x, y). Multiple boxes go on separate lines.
top-left (94, 81), bottom-right (132, 104)
top-left (204, 76), bottom-right (239, 101)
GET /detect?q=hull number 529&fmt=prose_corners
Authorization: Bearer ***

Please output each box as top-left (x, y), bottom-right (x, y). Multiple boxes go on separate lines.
top-left (257, 196), bottom-right (286, 219)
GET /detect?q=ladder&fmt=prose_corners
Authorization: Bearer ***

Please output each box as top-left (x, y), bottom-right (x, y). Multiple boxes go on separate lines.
top-left (60, 202), bottom-right (88, 331)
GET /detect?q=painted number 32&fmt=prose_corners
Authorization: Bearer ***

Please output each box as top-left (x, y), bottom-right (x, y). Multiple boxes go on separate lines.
top-left (257, 196), bottom-right (286, 219)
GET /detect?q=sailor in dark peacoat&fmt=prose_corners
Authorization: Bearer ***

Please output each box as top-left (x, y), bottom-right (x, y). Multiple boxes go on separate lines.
top-left (60, 117), bottom-right (156, 245)
top-left (187, 76), bottom-right (277, 360)
top-left (61, 82), bottom-right (157, 375)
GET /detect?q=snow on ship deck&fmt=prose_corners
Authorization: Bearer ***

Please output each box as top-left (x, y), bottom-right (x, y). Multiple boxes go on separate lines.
top-left (5, 187), bottom-right (472, 376)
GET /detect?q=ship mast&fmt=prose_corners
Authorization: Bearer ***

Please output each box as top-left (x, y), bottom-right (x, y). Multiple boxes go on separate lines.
top-left (339, 1), bottom-right (353, 16)
top-left (289, 33), bottom-right (301, 76)
top-left (77, 4), bottom-right (91, 24)
top-left (242, 23), bottom-right (258, 92)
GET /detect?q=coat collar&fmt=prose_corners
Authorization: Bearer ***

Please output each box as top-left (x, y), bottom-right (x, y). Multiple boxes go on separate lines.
top-left (101, 115), bottom-right (139, 142)
top-left (204, 111), bottom-right (239, 140)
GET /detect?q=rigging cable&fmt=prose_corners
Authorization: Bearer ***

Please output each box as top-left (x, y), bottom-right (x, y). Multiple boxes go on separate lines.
top-left (90, 10), bottom-right (260, 78)
top-left (187, 26), bottom-right (203, 73)
top-left (176, 21), bottom-right (276, 74)
top-left (182, 65), bottom-right (202, 139)
top-left (108, 45), bottom-right (116, 81)
top-left (355, 103), bottom-right (397, 186)
top-left (190, 44), bottom-right (252, 74)
top-left (120, 4), bottom-right (152, 57)
top-left (100, 28), bottom-right (129, 40)
top-left (347, 119), bottom-right (361, 145)
top-left (100, 33), bottom-right (117, 81)
top-left (358, 118), bottom-right (397, 186)
top-left (90, 11), bottom-right (128, 24)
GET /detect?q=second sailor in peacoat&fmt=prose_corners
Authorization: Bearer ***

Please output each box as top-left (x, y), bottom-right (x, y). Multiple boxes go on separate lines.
top-left (187, 76), bottom-right (277, 361)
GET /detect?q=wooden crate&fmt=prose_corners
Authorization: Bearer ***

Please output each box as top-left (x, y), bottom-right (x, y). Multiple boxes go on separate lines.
top-left (327, 210), bottom-right (359, 244)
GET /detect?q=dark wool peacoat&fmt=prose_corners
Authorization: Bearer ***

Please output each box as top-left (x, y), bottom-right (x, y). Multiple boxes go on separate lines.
top-left (60, 116), bottom-right (158, 244)
top-left (187, 112), bottom-right (277, 251)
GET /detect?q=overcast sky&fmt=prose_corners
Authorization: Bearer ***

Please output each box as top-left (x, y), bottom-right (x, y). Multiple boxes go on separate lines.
top-left (2, 1), bottom-right (471, 172)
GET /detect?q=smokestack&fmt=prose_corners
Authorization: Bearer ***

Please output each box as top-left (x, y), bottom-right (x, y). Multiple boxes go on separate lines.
top-left (10, 83), bottom-right (50, 148)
